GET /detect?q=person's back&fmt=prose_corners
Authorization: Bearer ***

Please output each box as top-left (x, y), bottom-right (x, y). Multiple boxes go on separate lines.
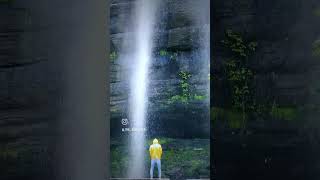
top-left (150, 140), bottom-right (162, 159)
top-left (149, 139), bottom-right (162, 178)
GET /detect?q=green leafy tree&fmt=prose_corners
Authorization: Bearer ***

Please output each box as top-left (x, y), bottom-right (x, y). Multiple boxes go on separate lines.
top-left (169, 71), bottom-right (192, 104)
top-left (222, 30), bottom-right (257, 131)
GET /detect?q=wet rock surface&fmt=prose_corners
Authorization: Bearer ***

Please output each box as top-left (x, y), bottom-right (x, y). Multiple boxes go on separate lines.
top-left (110, 0), bottom-right (210, 138)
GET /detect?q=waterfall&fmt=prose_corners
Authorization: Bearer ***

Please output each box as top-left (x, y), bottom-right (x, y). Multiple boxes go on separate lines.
top-left (127, 0), bottom-right (160, 178)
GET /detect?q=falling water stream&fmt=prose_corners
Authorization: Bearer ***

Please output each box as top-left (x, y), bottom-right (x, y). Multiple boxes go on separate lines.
top-left (127, 0), bottom-right (160, 178)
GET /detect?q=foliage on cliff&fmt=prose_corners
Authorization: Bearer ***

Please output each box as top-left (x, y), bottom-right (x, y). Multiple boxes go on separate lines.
top-left (221, 29), bottom-right (257, 130)
top-left (168, 71), bottom-right (206, 104)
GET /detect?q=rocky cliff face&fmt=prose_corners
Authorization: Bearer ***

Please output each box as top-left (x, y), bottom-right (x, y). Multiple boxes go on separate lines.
top-left (1, 1), bottom-right (108, 179)
top-left (212, 0), bottom-right (320, 107)
top-left (212, 1), bottom-right (320, 179)
top-left (0, 2), bottom-right (60, 179)
top-left (110, 0), bottom-right (210, 138)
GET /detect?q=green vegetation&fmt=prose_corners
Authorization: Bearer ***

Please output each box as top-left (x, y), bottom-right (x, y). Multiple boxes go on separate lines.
top-left (222, 30), bottom-right (257, 57)
top-left (111, 138), bottom-right (210, 179)
top-left (270, 104), bottom-right (299, 121)
top-left (159, 49), bottom-right (168, 56)
top-left (211, 107), bottom-right (245, 129)
top-left (168, 71), bottom-right (192, 104)
top-left (179, 71), bottom-right (192, 98)
top-left (110, 51), bottom-right (118, 61)
top-left (159, 49), bottom-right (178, 61)
top-left (163, 145), bottom-right (209, 178)
top-left (157, 49), bottom-right (208, 105)
top-left (0, 146), bottom-right (18, 159)
top-left (312, 40), bottom-right (320, 57)
top-left (221, 29), bottom-right (257, 130)
top-left (194, 94), bottom-right (206, 101)
top-left (169, 95), bottom-right (189, 104)
top-left (214, 29), bottom-right (301, 128)
top-left (168, 71), bottom-right (207, 104)
top-left (212, 105), bottom-right (300, 129)
top-left (111, 147), bottom-right (129, 176)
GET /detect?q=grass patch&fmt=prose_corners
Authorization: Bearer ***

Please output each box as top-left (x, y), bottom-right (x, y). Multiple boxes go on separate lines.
top-left (211, 107), bottom-right (245, 129)
top-left (270, 107), bottom-right (298, 121)
top-left (111, 138), bottom-right (210, 179)
top-left (211, 106), bottom-right (300, 128)
top-left (194, 94), bottom-right (207, 101)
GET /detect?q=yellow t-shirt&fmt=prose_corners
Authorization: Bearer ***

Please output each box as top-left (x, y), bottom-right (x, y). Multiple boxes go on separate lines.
top-left (149, 143), bottom-right (162, 160)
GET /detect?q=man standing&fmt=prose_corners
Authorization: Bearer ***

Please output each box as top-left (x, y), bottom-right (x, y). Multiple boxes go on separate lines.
top-left (149, 138), bottom-right (162, 179)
